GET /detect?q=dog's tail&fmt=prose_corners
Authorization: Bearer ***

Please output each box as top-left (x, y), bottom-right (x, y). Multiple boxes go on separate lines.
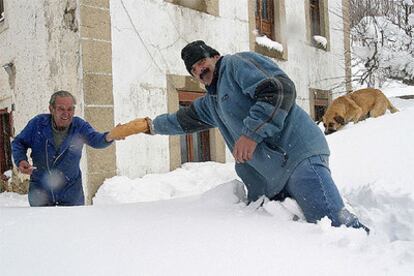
top-left (386, 98), bottom-right (399, 113)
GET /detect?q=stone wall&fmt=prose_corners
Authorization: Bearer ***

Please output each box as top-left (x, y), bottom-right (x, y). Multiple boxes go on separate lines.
top-left (79, 0), bottom-right (116, 204)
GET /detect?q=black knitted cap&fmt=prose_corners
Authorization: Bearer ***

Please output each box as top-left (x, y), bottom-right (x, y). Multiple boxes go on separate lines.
top-left (181, 40), bottom-right (220, 75)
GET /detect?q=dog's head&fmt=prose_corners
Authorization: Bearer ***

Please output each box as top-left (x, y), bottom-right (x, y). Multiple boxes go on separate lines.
top-left (322, 114), bottom-right (346, 135)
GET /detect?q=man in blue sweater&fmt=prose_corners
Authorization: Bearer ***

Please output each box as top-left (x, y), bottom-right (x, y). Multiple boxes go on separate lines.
top-left (12, 91), bottom-right (114, 206)
top-left (111, 41), bottom-right (369, 233)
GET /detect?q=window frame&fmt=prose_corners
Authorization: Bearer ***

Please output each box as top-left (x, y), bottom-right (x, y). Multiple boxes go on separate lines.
top-left (252, 0), bottom-right (287, 60)
top-left (177, 90), bottom-right (211, 164)
top-left (307, 0), bottom-right (330, 51)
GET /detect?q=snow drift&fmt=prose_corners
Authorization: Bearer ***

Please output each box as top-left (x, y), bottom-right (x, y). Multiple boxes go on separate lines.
top-left (1, 97), bottom-right (414, 275)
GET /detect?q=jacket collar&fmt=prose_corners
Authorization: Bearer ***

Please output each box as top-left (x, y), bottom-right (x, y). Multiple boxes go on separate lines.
top-left (40, 114), bottom-right (74, 151)
top-left (206, 56), bottom-right (223, 95)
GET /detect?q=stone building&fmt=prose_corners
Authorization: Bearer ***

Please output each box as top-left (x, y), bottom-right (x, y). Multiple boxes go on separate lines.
top-left (0, 0), bottom-right (351, 203)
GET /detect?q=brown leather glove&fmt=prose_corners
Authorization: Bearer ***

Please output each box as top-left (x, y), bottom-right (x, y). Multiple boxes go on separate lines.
top-left (108, 117), bottom-right (153, 140)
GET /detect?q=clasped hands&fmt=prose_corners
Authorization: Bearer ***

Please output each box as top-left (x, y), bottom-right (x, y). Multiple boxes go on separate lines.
top-left (107, 117), bottom-right (152, 141)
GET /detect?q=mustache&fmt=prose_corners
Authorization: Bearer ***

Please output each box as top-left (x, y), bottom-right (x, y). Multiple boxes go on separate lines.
top-left (199, 68), bottom-right (210, 80)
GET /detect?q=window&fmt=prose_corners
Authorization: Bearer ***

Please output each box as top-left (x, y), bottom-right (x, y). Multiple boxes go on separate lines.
top-left (178, 90), bottom-right (211, 163)
top-left (0, 0), bottom-right (4, 22)
top-left (252, 0), bottom-right (287, 60)
top-left (166, 75), bottom-right (226, 171)
top-left (308, 0), bottom-right (330, 50)
top-left (309, 89), bottom-right (331, 122)
top-left (256, 0), bottom-right (275, 40)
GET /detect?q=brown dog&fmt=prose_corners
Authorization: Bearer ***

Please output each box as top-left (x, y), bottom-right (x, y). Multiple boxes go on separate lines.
top-left (322, 88), bottom-right (399, 135)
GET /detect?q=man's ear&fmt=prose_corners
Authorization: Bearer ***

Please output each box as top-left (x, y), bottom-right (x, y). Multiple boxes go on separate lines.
top-left (49, 105), bottom-right (53, 113)
top-left (334, 115), bottom-right (345, 125)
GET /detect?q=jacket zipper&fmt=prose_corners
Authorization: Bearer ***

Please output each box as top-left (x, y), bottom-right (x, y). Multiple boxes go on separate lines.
top-left (45, 139), bottom-right (56, 203)
top-left (52, 146), bottom-right (70, 167)
top-left (45, 140), bottom-right (71, 204)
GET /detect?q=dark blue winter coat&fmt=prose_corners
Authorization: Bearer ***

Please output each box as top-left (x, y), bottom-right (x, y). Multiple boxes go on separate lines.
top-left (153, 52), bottom-right (330, 201)
top-left (12, 114), bottom-right (112, 206)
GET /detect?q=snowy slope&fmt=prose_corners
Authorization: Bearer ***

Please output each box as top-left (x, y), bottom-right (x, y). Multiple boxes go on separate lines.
top-left (1, 96), bottom-right (414, 275)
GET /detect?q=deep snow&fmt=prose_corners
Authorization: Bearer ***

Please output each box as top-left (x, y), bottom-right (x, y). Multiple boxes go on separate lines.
top-left (1, 85), bottom-right (414, 275)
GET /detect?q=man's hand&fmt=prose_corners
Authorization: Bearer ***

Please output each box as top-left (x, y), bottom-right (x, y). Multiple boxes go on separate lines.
top-left (105, 124), bottom-right (122, 142)
top-left (105, 133), bottom-right (113, 142)
top-left (233, 135), bottom-right (257, 163)
top-left (18, 160), bottom-right (36, 175)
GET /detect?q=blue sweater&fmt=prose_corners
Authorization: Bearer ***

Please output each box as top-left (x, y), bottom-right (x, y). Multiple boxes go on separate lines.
top-left (154, 52), bottom-right (329, 199)
top-left (12, 114), bottom-right (112, 205)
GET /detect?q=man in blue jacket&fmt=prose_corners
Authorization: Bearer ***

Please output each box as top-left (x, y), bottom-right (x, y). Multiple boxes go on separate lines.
top-left (147, 41), bottom-right (368, 232)
top-left (12, 91), bottom-right (114, 206)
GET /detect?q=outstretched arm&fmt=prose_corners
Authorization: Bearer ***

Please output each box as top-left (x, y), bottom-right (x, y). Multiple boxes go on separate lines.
top-left (108, 117), bottom-right (152, 140)
top-left (154, 99), bottom-right (216, 135)
top-left (80, 120), bottom-right (113, 148)
top-left (109, 96), bottom-right (216, 140)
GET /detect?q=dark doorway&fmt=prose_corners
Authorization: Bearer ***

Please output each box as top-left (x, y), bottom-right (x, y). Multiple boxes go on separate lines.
top-left (0, 109), bottom-right (13, 174)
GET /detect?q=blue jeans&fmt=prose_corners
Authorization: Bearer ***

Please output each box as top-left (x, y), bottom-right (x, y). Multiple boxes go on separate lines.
top-left (28, 182), bottom-right (85, 207)
top-left (237, 155), bottom-right (368, 231)
top-left (283, 155), bottom-right (356, 227)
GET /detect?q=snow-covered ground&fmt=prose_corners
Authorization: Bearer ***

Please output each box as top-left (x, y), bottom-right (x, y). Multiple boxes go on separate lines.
top-left (1, 85), bottom-right (414, 275)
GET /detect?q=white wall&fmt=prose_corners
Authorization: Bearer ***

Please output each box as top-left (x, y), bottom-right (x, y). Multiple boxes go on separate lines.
top-left (281, 0), bottom-right (348, 110)
top-left (111, 0), bottom-right (348, 178)
top-left (0, 0), bottom-right (81, 132)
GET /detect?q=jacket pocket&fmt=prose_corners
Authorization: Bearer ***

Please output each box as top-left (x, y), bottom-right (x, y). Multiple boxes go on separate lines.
top-left (263, 142), bottom-right (289, 167)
